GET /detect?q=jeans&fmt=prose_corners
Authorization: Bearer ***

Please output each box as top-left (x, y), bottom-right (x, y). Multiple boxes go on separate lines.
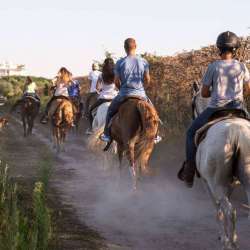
top-left (186, 100), bottom-right (247, 163)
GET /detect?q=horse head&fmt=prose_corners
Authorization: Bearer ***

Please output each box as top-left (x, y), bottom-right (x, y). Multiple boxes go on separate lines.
top-left (191, 81), bottom-right (210, 119)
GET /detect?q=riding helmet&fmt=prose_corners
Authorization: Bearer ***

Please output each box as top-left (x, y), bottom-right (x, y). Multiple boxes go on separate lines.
top-left (216, 31), bottom-right (240, 51)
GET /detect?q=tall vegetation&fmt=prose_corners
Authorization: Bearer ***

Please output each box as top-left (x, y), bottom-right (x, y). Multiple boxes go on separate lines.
top-left (0, 160), bottom-right (52, 250)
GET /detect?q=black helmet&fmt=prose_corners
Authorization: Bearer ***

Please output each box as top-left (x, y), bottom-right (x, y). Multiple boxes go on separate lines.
top-left (216, 31), bottom-right (240, 51)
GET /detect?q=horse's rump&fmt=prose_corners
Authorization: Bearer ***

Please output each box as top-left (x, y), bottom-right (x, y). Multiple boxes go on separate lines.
top-left (49, 99), bottom-right (74, 127)
top-left (111, 98), bottom-right (159, 174)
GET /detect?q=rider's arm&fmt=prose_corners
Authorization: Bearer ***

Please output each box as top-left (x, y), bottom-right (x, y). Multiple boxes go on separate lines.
top-left (114, 76), bottom-right (121, 89)
top-left (243, 64), bottom-right (250, 96)
top-left (96, 78), bottom-right (102, 92)
top-left (144, 71), bottom-right (150, 86)
top-left (200, 63), bottom-right (214, 98)
top-left (201, 85), bottom-right (211, 98)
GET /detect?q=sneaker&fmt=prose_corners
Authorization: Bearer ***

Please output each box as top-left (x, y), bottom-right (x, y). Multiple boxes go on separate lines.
top-left (100, 134), bottom-right (111, 142)
top-left (154, 135), bottom-right (162, 144)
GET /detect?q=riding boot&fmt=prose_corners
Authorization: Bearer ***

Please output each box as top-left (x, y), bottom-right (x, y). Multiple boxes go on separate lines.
top-left (177, 161), bottom-right (196, 188)
top-left (40, 113), bottom-right (49, 124)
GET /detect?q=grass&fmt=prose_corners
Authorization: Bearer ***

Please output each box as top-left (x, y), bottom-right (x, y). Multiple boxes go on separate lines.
top-left (0, 160), bottom-right (52, 250)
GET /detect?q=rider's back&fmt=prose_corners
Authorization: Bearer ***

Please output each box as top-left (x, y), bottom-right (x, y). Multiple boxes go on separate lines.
top-left (115, 55), bottom-right (148, 97)
top-left (202, 59), bottom-right (249, 108)
top-left (54, 81), bottom-right (69, 97)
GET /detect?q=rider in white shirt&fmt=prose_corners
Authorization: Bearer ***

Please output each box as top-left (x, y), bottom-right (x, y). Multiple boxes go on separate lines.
top-left (11, 76), bottom-right (40, 112)
top-left (40, 67), bottom-right (71, 124)
top-left (85, 63), bottom-right (101, 118)
top-left (88, 58), bottom-right (118, 130)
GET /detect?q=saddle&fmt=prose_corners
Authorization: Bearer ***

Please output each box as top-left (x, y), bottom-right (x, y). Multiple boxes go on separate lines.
top-left (48, 96), bottom-right (71, 118)
top-left (108, 96), bottom-right (148, 127)
top-left (24, 95), bottom-right (40, 103)
top-left (195, 109), bottom-right (248, 146)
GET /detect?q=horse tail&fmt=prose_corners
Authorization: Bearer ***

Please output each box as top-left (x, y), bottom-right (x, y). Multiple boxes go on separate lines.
top-left (136, 101), bottom-right (159, 174)
top-left (52, 100), bottom-right (73, 127)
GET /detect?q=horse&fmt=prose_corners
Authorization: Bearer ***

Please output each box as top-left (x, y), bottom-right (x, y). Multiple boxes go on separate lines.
top-left (108, 98), bottom-right (159, 190)
top-left (70, 96), bottom-right (82, 132)
top-left (48, 98), bottom-right (74, 152)
top-left (20, 96), bottom-right (39, 137)
top-left (87, 101), bottom-right (117, 170)
top-left (192, 83), bottom-right (250, 250)
top-left (83, 92), bottom-right (98, 132)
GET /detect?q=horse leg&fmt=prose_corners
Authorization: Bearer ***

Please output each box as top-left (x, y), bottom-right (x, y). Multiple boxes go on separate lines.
top-left (61, 129), bottom-right (66, 152)
top-left (22, 115), bottom-right (27, 137)
top-left (27, 115), bottom-right (33, 135)
top-left (206, 182), bottom-right (238, 250)
top-left (117, 144), bottom-right (123, 178)
top-left (56, 128), bottom-right (61, 153)
top-left (127, 143), bottom-right (137, 191)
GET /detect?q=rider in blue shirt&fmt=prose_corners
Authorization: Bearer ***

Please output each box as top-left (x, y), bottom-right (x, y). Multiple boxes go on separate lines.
top-left (100, 38), bottom-right (151, 142)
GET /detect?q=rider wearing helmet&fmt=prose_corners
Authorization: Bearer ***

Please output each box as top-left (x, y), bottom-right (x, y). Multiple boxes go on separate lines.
top-left (178, 31), bottom-right (250, 187)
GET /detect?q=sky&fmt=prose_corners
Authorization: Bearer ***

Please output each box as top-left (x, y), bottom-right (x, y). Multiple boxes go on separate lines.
top-left (0, 0), bottom-right (249, 77)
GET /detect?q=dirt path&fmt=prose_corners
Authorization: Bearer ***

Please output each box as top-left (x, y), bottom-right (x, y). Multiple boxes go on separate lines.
top-left (3, 114), bottom-right (250, 250)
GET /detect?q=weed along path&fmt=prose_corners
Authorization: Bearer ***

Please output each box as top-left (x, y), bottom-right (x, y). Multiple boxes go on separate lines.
top-left (3, 115), bottom-right (250, 250)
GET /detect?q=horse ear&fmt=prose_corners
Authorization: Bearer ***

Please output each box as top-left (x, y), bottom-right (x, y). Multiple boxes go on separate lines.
top-left (192, 81), bottom-right (200, 93)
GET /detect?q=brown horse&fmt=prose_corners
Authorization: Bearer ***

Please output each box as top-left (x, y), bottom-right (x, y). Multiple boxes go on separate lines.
top-left (70, 97), bottom-right (82, 132)
top-left (49, 98), bottom-right (74, 152)
top-left (21, 97), bottom-right (39, 137)
top-left (110, 98), bottom-right (159, 190)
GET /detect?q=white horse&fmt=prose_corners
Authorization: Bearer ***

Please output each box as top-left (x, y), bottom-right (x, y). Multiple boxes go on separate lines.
top-left (87, 102), bottom-right (117, 169)
top-left (193, 83), bottom-right (250, 250)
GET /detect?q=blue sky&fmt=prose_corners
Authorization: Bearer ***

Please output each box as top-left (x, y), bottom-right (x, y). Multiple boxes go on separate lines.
top-left (0, 0), bottom-right (249, 77)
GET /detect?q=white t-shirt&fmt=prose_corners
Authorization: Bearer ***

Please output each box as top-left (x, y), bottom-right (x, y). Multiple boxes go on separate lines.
top-left (88, 70), bottom-right (101, 93)
top-left (54, 82), bottom-right (69, 97)
top-left (98, 75), bottom-right (118, 99)
top-left (25, 82), bottom-right (37, 94)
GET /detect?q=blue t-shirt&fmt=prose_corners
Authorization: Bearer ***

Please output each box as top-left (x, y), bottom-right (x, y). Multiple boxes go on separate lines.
top-left (68, 80), bottom-right (80, 97)
top-left (114, 55), bottom-right (149, 97)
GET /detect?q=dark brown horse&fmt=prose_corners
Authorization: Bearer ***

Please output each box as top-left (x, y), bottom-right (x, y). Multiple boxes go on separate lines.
top-left (110, 98), bottom-right (159, 190)
top-left (70, 97), bottom-right (82, 132)
top-left (21, 97), bottom-right (39, 137)
top-left (49, 99), bottom-right (74, 152)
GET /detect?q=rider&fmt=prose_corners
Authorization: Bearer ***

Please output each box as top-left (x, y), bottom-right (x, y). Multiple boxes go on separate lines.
top-left (11, 76), bottom-right (40, 111)
top-left (100, 38), bottom-right (153, 142)
top-left (88, 57), bottom-right (118, 131)
top-left (178, 31), bottom-right (250, 188)
top-left (85, 63), bottom-right (101, 116)
top-left (68, 74), bottom-right (83, 121)
top-left (40, 67), bottom-right (71, 124)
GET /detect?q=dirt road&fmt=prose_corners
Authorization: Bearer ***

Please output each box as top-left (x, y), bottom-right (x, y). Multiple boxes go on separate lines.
top-left (3, 115), bottom-right (250, 250)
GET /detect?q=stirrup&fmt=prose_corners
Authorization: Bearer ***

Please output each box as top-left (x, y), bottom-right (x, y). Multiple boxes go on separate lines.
top-left (99, 134), bottom-right (111, 143)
